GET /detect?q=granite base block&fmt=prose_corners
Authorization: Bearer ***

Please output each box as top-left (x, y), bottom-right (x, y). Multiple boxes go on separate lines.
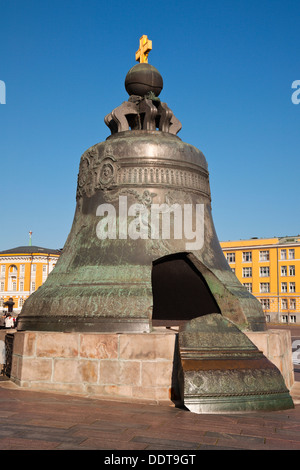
top-left (4, 327), bottom-right (294, 404)
top-left (9, 329), bottom-right (181, 404)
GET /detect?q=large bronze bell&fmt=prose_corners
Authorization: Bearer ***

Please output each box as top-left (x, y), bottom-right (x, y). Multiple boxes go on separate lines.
top-left (17, 50), bottom-right (293, 412)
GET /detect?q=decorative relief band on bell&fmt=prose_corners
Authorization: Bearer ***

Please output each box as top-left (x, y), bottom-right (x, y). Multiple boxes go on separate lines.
top-left (77, 160), bottom-right (210, 199)
top-left (117, 165), bottom-right (208, 188)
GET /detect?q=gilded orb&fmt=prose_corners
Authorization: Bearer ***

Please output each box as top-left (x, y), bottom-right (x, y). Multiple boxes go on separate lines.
top-left (125, 63), bottom-right (163, 97)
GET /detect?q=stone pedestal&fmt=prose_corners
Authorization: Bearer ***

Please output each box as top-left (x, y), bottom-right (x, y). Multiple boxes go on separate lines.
top-left (9, 329), bottom-right (181, 404)
top-left (245, 329), bottom-right (294, 390)
top-left (3, 327), bottom-right (294, 408)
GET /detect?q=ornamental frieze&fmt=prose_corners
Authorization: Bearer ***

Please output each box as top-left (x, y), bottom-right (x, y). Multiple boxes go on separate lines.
top-left (76, 153), bottom-right (210, 200)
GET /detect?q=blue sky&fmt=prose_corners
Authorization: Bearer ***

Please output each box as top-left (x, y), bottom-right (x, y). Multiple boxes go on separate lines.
top-left (0, 0), bottom-right (299, 249)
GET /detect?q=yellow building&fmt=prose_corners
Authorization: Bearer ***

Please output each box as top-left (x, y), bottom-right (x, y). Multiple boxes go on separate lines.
top-left (220, 236), bottom-right (300, 324)
top-left (0, 245), bottom-right (61, 314)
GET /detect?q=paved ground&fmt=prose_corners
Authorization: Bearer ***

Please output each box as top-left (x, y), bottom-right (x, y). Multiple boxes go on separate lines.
top-left (0, 378), bottom-right (300, 451)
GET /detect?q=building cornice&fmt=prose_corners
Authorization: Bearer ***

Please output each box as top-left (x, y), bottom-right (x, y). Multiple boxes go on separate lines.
top-left (0, 256), bottom-right (59, 263)
top-left (221, 242), bottom-right (300, 251)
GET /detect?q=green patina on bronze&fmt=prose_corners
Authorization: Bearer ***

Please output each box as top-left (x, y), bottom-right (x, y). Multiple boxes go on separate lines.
top-left (179, 314), bottom-right (294, 413)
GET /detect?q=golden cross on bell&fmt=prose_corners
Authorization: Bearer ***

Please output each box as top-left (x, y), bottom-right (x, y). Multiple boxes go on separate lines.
top-left (135, 35), bottom-right (152, 63)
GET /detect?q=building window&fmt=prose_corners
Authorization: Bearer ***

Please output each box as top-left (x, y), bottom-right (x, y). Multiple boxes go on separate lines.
top-left (289, 282), bottom-right (296, 292)
top-left (290, 299), bottom-right (296, 310)
top-left (8, 265), bottom-right (17, 292)
top-left (19, 281), bottom-right (24, 291)
top-left (260, 283), bottom-right (270, 293)
top-left (242, 267), bottom-right (252, 278)
top-left (0, 281), bottom-right (4, 291)
top-left (281, 266), bottom-right (287, 276)
top-left (260, 266), bottom-right (270, 277)
top-left (243, 283), bottom-right (252, 293)
top-left (266, 315), bottom-right (271, 323)
top-left (226, 253), bottom-right (235, 263)
top-left (260, 299), bottom-right (270, 309)
top-left (259, 250), bottom-right (269, 261)
top-left (281, 299), bottom-right (288, 310)
top-left (289, 249), bottom-right (295, 260)
top-left (42, 265), bottom-right (48, 282)
top-left (0, 265), bottom-right (5, 277)
top-left (9, 265), bottom-right (17, 274)
top-left (242, 252), bottom-right (252, 262)
top-left (20, 264), bottom-right (25, 277)
top-left (280, 249), bottom-right (287, 260)
top-left (31, 281), bottom-right (36, 292)
top-left (281, 315), bottom-right (288, 323)
top-left (31, 264), bottom-right (36, 273)
top-left (19, 298), bottom-right (24, 308)
top-left (290, 315), bottom-right (296, 323)
top-left (281, 282), bottom-right (287, 293)
top-left (289, 265), bottom-right (295, 276)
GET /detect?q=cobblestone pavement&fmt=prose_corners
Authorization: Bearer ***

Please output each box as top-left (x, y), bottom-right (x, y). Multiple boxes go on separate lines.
top-left (0, 379), bottom-right (300, 451)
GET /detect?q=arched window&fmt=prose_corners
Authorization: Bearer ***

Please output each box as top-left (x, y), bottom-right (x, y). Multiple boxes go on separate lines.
top-left (8, 265), bottom-right (18, 291)
top-left (9, 265), bottom-right (17, 274)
